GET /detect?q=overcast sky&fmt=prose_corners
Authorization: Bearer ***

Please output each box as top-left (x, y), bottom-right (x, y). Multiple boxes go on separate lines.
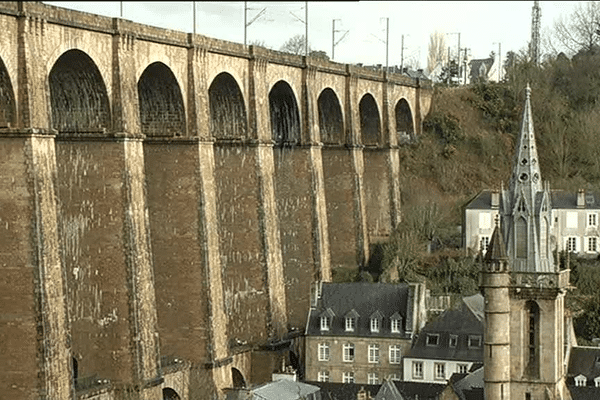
top-left (45, 1), bottom-right (583, 70)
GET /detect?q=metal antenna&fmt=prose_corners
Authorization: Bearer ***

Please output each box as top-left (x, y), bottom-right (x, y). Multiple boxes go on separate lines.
top-left (530, 1), bottom-right (541, 65)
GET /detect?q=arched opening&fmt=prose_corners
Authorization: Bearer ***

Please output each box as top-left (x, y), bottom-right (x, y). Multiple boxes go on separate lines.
top-left (0, 56), bottom-right (15, 128)
top-left (359, 93), bottom-right (381, 146)
top-left (524, 300), bottom-right (540, 378)
top-left (516, 217), bottom-right (527, 259)
top-left (138, 62), bottom-right (185, 137)
top-left (269, 80), bottom-right (301, 146)
top-left (395, 98), bottom-right (414, 143)
top-left (72, 357), bottom-right (78, 386)
top-left (49, 49), bottom-right (110, 133)
top-left (318, 88), bottom-right (344, 144)
top-left (208, 72), bottom-right (248, 140)
top-left (540, 217), bottom-right (548, 259)
top-left (162, 388), bottom-right (181, 400)
top-left (232, 367), bottom-right (246, 388)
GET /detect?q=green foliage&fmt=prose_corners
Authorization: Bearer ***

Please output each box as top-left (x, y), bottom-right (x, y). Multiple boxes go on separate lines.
top-left (468, 82), bottom-right (518, 133)
top-left (423, 112), bottom-right (463, 145)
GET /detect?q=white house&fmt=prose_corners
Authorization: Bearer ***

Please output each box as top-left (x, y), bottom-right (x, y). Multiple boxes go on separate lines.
top-left (464, 188), bottom-right (600, 257)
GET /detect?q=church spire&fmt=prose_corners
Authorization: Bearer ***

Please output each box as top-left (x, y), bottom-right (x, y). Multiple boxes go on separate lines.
top-left (503, 85), bottom-right (554, 272)
top-left (509, 84), bottom-right (542, 205)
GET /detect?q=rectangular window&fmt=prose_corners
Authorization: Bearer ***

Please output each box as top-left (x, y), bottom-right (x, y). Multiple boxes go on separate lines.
top-left (391, 318), bottom-right (401, 333)
top-left (342, 371), bottom-right (354, 383)
top-left (567, 212), bottom-right (578, 229)
top-left (468, 335), bottom-right (482, 348)
top-left (480, 236), bottom-right (490, 253)
top-left (449, 334), bottom-right (458, 348)
top-left (388, 374), bottom-right (400, 381)
top-left (589, 213), bottom-right (598, 227)
top-left (458, 364), bottom-right (468, 374)
top-left (345, 317), bottom-right (355, 332)
top-left (426, 333), bottom-right (440, 346)
top-left (567, 237), bottom-right (577, 253)
top-left (318, 343), bottom-right (330, 361)
top-left (389, 345), bottom-right (402, 364)
top-left (343, 343), bottom-right (355, 362)
top-left (435, 362), bottom-right (446, 380)
top-left (320, 316), bottom-right (329, 331)
top-left (370, 318), bottom-right (380, 333)
top-left (412, 361), bottom-right (423, 379)
top-left (318, 370), bottom-right (329, 382)
top-left (479, 212), bottom-right (491, 229)
top-left (368, 372), bottom-right (379, 385)
top-left (368, 344), bottom-right (380, 363)
top-left (589, 237), bottom-right (598, 253)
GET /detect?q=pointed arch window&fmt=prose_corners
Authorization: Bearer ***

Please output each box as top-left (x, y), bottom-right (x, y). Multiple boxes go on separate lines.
top-left (525, 301), bottom-right (540, 378)
top-left (540, 217), bottom-right (548, 259)
top-left (516, 217), bottom-right (527, 258)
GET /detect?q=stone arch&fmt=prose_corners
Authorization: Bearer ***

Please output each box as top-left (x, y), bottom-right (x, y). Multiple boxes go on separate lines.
top-left (208, 72), bottom-right (248, 140)
top-left (231, 367), bottom-right (246, 388)
top-left (49, 49), bottom-right (110, 133)
top-left (138, 62), bottom-right (186, 137)
top-left (395, 98), bottom-right (414, 143)
top-left (318, 88), bottom-right (344, 144)
top-left (162, 388), bottom-right (181, 400)
top-left (269, 80), bottom-right (301, 146)
top-left (359, 93), bottom-right (381, 146)
top-left (0, 56), bottom-right (15, 128)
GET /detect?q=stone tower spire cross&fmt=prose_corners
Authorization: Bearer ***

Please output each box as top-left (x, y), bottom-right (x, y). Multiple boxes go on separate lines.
top-left (508, 84), bottom-right (542, 206)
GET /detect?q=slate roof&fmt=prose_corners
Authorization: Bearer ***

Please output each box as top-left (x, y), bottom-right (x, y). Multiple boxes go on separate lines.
top-left (306, 282), bottom-right (413, 338)
top-left (307, 381), bottom-right (380, 400)
top-left (450, 366), bottom-right (484, 400)
top-left (391, 380), bottom-right (447, 399)
top-left (468, 57), bottom-right (494, 81)
top-left (568, 386), bottom-right (600, 400)
top-left (234, 380), bottom-right (320, 400)
top-left (465, 189), bottom-right (600, 210)
top-left (405, 295), bottom-right (484, 362)
top-left (567, 346), bottom-right (600, 381)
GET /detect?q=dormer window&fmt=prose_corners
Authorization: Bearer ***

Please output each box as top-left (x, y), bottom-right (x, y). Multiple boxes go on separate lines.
top-left (319, 308), bottom-right (335, 332)
top-left (345, 317), bottom-right (355, 332)
top-left (370, 318), bottom-right (379, 333)
top-left (426, 333), bottom-right (440, 347)
top-left (449, 334), bottom-right (458, 348)
top-left (320, 316), bottom-right (330, 331)
top-left (344, 309), bottom-right (360, 332)
top-left (390, 312), bottom-right (403, 333)
top-left (370, 311), bottom-right (383, 333)
top-left (575, 374), bottom-right (587, 387)
top-left (468, 335), bottom-right (482, 348)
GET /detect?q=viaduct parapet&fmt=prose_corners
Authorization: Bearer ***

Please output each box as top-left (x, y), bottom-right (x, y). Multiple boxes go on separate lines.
top-left (0, 2), bottom-right (433, 399)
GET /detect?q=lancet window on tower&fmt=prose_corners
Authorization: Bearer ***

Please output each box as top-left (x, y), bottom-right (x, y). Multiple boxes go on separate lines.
top-left (516, 217), bottom-right (527, 258)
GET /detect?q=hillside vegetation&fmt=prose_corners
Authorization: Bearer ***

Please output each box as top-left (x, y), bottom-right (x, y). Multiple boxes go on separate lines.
top-left (361, 50), bottom-right (600, 342)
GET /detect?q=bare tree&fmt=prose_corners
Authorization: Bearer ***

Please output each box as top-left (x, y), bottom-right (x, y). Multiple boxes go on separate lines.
top-left (427, 30), bottom-right (447, 73)
top-left (553, 1), bottom-right (600, 55)
top-left (280, 34), bottom-right (308, 55)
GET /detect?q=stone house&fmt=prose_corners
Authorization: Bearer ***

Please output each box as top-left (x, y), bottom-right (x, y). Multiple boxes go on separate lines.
top-left (304, 282), bottom-right (427, 385)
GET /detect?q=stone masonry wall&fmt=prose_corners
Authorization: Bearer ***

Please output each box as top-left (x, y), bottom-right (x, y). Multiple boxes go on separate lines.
top-left (0, 2), bottom-right (432, 398)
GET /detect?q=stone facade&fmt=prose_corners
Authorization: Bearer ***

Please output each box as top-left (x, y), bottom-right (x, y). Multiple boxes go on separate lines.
top-left (0, 2), bottom-right (432, 399)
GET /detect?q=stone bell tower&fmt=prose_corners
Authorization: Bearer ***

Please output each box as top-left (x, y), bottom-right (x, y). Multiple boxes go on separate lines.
top-left (482, 86), bottom-right (571, 400)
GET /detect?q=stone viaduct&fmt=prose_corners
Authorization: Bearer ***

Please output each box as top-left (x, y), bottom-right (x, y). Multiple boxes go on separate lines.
top-left (0, 2), bottom-right (433, 399)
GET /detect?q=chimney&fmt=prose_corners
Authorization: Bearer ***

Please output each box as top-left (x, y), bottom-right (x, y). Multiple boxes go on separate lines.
top-left (491, 190), bottom-right (500, 209)
top-left (578, 189), bottom-right (585, 208)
